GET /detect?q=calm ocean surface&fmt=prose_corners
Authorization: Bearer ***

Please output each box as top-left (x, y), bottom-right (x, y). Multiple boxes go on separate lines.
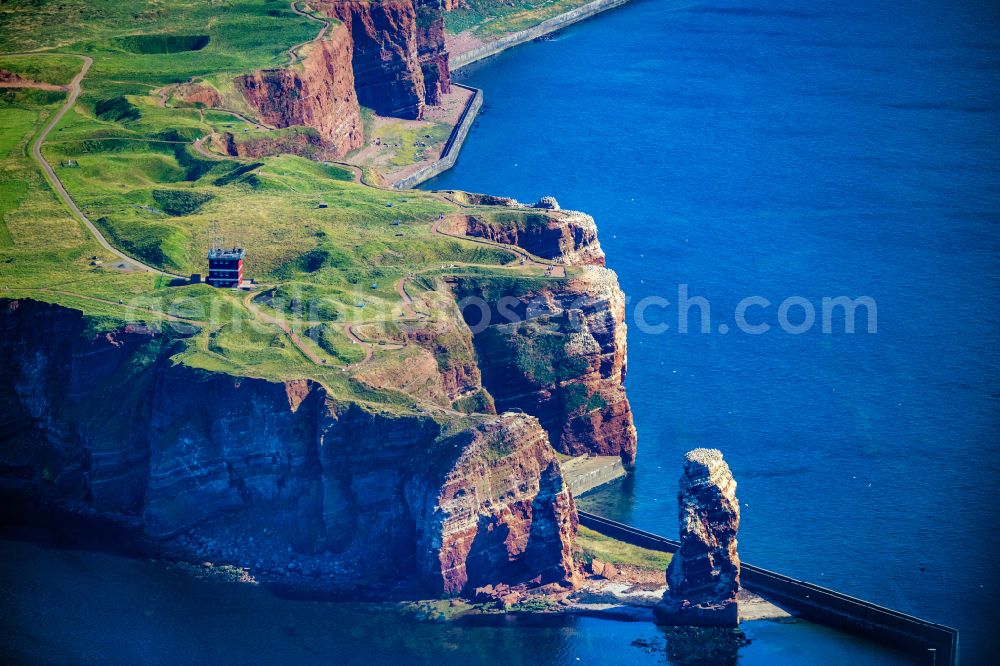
top-left (0, 520), bottom-right (915, 665)
top-left (427, 0), bottom-right (1000, 662)
top-left (2, 1), bottom-right (996, 664)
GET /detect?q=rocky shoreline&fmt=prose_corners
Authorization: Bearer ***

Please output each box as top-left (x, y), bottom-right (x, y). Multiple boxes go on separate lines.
top-left (1, 489), bottom-right (790, 631)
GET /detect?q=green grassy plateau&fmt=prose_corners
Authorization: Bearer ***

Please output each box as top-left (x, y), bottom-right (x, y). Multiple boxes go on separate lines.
top-left (575, 526), bottom-right (673, 572)
top-left (0, 0), bottom-right (574, 412)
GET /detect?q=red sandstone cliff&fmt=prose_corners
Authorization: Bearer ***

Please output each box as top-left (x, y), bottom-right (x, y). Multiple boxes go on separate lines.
top-left (237, 23), bottom-right (363, 157)
top-left (415, 0), bottom-right (452, 106)
top-left (316, 0), bottom-right (450, 119)
top-left (411, 414), bottom-right (577, 593)
top-left (0, 299), bottom-right (576, 596)
top-left (230, 1), bottom-right (451, 154)
top-left (446, 198), bottom-right (637, 465)
top-left (452, 267), bottom-right (637, 466)
top-left (445, 209), bottom-right (606, 266)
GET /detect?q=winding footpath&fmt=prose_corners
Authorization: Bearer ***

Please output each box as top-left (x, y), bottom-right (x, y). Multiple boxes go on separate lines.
top-left (19, 54), bottom-right (181, 278)
top-left (288, 2), bottom-right (331, 65)
top-left (4, 18), bottom-right (566, 377)
top-left (431, 216), bottom-right (567, 277)
top-left (242, 290), bottom-right (326, 365)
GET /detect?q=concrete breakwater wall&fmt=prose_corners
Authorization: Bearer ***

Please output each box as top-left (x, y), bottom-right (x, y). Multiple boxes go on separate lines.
top-left (392, 83), bottom-right (483, 189)
top-left (562, 455), bottom-right (626, 496)
top-left (450, 0), bottom-right (633, 71)
top-left (578, 511), bottom-right (959, 666)
top-left (396, 0), bottom-right (632, 189)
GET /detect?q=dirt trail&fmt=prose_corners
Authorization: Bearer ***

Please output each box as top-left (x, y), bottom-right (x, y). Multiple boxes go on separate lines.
top-left (395, 277), bottom-right (417, 318)
top-left (431, 216), bottom-right (566, 277)
top-left (191, 136), bottom-right (230, 161)
top-left (343, 324), bottom-right (375, 364)
top-left (0, 80), bottom-right (67, 91)
top-left (15, 53), bottom-right (181, 278)
top-left (242, 290), bottom-right (327, 365)
top-left (288, 2), bottom-right (331, 65)
top-left (325, 161), bottom-right (364, 184)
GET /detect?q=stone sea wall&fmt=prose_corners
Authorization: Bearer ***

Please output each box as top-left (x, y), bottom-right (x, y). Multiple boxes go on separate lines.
top-left (450, 0), bottom-right (633, 70)
top-left (392, 83), bottom-right (483, 189)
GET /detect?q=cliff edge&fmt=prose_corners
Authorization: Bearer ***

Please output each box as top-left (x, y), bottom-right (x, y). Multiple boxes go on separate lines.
top-left (237, 22), bottom-right (364, 157)
top-left (0, 298), bottom-right (577, 596)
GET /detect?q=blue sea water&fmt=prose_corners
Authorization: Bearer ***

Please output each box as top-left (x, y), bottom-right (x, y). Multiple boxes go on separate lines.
top-left (0, 515), bottom-right (915, 665)
top-left (426, 0), bottom-right (1000, 662)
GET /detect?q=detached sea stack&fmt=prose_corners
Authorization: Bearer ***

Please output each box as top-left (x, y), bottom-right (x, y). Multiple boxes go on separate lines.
top-left (654, 448), bottom-right (741, 627)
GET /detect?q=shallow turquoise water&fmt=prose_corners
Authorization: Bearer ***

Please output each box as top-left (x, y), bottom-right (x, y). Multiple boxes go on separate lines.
top-left (426, 0), bottom-right (1000, 662)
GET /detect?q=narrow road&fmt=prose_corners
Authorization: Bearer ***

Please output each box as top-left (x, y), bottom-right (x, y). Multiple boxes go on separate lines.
top-left (23, 54), bottom-right (182, 278)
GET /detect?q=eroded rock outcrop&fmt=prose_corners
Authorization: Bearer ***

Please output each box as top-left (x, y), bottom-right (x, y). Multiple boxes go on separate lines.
top-left (318, 0), bottom-right (450, 119)
top-left (446, 210), bottom-right (605, 266)
top-left (170, 82), bottom-right (222, 108)
top-left (214, 128), bottom-right (343, 161)
top-left (452, 266), bottom-right (637, 465)
top-left (0, 299), bottom-right (576, 596)
top-left (655, 448), bottom-right (741, 627)
top-left (237, 23), bottom-right (363, 157)
top-left (411, 414), bottom-right (578, 593)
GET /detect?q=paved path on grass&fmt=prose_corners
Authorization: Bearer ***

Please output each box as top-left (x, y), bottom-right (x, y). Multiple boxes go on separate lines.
top-left (17, 54), bottom-right (182, 278)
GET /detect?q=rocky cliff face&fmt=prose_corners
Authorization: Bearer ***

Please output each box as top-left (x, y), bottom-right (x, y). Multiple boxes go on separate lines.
top-left (213, 128), bottom-right (341, 162)
top-left (411, 414), bottom-right (577, 593)
top-left (0, 299), bottom-right (577, 596)
top-left (415, 0), bottom-right (452, 106)
top-left (318, 0), bottom-right (449, 119)
top-left (655, 448), bottom-right (741, 627)
top-left (443, 197), bottom-right (635, 464)
top-left (452, 265), bottom-right (637, 465)
top-left (237, 23), bottom-right (363, 157)
top-left (446, 210), bottom-right (606, 266)
top-left (231, 1), bottom-right (452, 154)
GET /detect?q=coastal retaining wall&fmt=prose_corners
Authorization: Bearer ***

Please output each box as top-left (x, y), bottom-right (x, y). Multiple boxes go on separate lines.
top-left (562, 455), bottom-right (626, 496)
top-left (450, 0), bottom-right (633, 70)
top-left (392, 83), bottom-right (483, 189)
top-left (396, 0), bottom-right (632, 189)
top-left (577, 511), bottom-right (959, 666)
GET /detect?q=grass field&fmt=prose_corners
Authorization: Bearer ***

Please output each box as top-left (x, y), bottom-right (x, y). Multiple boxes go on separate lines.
top-left (575, 526), bottom-right (673, 571)
top-left (0, 0), bottom-right (572, 412)
top-left (0, 55), bottom-right (83, 85)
